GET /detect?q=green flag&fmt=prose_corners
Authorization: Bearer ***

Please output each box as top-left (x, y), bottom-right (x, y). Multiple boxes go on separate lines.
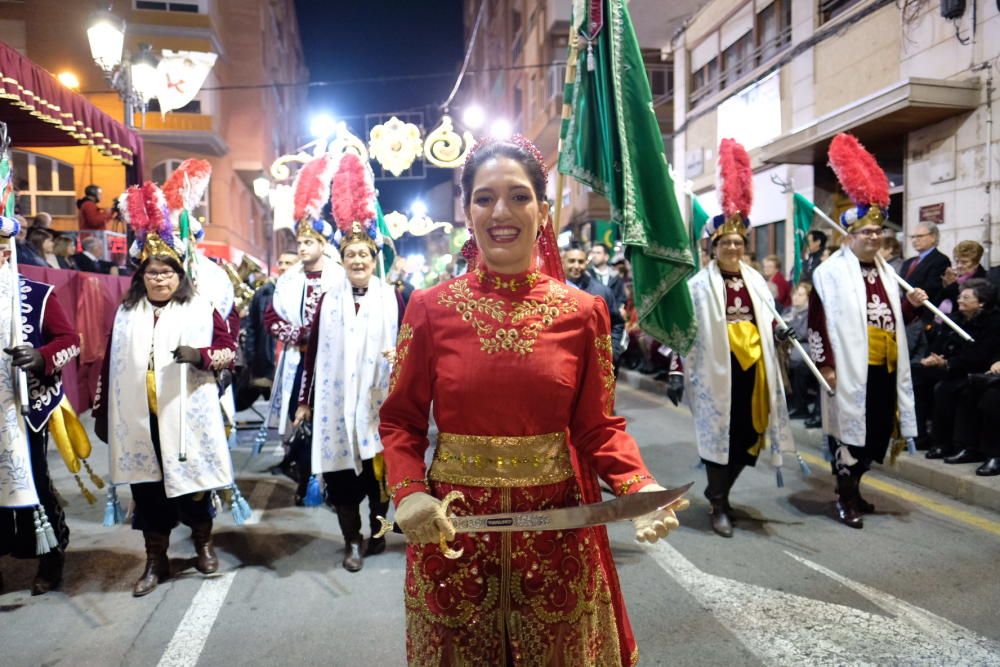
top-left (591, 219), bottom-right (618, 248)
top-left (374, 199), bottom-right (396, 276)
top-left (791, 193), bottom-right (815, 283)
top-left (558, 0), bottom-right (697, 352)
top-left (691, 198), bottom-right (710, 270)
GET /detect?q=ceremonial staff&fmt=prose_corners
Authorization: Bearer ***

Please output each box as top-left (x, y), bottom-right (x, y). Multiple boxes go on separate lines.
top-left (740, 262), bottom-right (834, 396)
top-left (0, 123), bottom-right (28, 416)
top-left (771, 176), bottom-right (974, 343)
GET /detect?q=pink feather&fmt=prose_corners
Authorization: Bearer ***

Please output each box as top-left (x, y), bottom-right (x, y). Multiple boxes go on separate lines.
top-left (828, 133), bottom-right (889, 208)
top-left (119, 186), bottom-right (150, 231)
top-left (330, 153), bottom-right (376, 234)
top-left (292, 154), bottom-right (335, 221)
top-left (163, 158), bottom-right (212, 212)
top-left (718, 138), bottom-right (753, 219)
top-left (141, 182), bottom-right (171, 240)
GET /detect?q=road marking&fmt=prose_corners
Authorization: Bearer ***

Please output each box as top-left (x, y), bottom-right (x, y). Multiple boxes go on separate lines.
top-left (798, 451), bottom-right (1000, 538)
top-left (643, 541), bottom-right (1000, 665)
top-left (244, 479), bottom-right (278, 526)
top-left (156, 572), bottom-right (237, 667)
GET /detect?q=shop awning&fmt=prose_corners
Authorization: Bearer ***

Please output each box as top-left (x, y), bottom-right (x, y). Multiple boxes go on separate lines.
top-left (0, 40), bottom-right (142, 168)
top-left (759, 77), bottom-right (980, 165)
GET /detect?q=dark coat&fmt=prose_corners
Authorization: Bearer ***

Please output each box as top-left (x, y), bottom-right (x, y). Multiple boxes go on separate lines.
top-left (928, 307), bottom-right (1000, 380)
top-left (569, 272), bottom-right (626, 359)
top-left (899, 247), bottom-right (951, 306)
top-left (72, 252), bottom-right (113, 274)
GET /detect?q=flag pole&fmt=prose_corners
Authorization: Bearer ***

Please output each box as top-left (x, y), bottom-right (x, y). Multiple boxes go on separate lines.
top-left (552, 29), bottom-right (580, 237)
top-left (7, 236), bottom-right (29, 415)
top-left (808, 203), bottom-right (974, 343)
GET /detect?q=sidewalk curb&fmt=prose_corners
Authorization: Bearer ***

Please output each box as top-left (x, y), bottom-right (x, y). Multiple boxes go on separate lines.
top-left (618, 369), bottom-right (1000, 514)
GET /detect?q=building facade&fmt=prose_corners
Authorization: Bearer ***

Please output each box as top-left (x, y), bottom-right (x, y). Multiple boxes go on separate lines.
top-left (0, 0), bottom-right (307, 267)
top-left (671, 0), bottom-right (999, 268)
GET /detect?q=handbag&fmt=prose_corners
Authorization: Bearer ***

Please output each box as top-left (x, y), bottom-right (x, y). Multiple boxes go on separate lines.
top-left (968, 373), bottom-right (1000, 390)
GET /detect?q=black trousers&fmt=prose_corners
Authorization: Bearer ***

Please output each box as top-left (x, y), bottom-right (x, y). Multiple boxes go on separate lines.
top-left (788, 361), bottom-right (818, 414)
top-left (980, 387), bottom-right (1000, 457)
top-left (703, 355), bottom-right (760, 499)
top-left (930, 377), bottom-right (974, 454)
top-left (911, 364), bottom-right (946, 439)
top-left (954, 385), bottom-right (1000, 457)
top-left (323, 457), bottom-right (388, 537)
top-left (0, 429), bottom-right (69, 559)
top-left (130, 413), bottom-right (213, 535)
top-left (828, 364), bottom-right (895, 474)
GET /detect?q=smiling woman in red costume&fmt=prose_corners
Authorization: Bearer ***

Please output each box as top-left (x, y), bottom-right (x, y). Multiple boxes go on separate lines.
top-left (379, 135), bottom-right (687, 666)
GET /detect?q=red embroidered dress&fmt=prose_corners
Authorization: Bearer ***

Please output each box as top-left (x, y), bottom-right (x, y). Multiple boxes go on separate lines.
top-left (380, 265), bottom-right (654, 666)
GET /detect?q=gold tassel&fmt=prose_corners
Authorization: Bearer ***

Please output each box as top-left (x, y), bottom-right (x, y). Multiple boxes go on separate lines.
top-left (82, 459), bottom-right (105, 489)
top-left (888, 415), bottom-right (905, 465)
top-left (74, 474), bottom-right (96, 505)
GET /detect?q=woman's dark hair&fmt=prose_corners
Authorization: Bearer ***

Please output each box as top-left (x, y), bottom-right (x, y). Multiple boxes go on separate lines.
top-left (959, 278), bottom-right (995, 310)
top-left (122, 254), bottom-right (196, 309)
top-left (460, 140), bottom-right (547, 209)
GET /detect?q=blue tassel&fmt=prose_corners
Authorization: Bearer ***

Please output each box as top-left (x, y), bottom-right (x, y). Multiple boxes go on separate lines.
top-left (775, 467), bottom-right (784, 488)
top-left (39, 506), bottom-right (58, 550)
top-left (251, 425), bottom-right (268, 457)
top-left (230, 484), bottom-right (252, 524)
top-left (227, 427), bottom-right (238, 450)
top-left (103, 486), bottom-right (124, 526)
top-left (906, 437), bottom-right (917, 455)
top-left (303, 475), bottom-right (323, 507)
top-left (797, 453), bottom-right (812, 476)
top-left (34, 507), bottom-right (51, 555)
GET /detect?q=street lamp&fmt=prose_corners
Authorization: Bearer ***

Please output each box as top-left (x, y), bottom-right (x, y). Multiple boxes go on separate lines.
top-left (86, 7), bottom-right (160, 128)
top-left (252, 175), bottom-right (271, 200)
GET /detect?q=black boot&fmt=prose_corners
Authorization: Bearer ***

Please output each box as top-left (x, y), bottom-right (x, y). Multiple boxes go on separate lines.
top-left (335, 505), bottom-right (364, 572)
top-left (834, 474), bottom-right (863, 529)
top-left (134, 531), bottom-right (171, 597)
top-left (852, 469), bottom-right (874, 514)
top-left (976, 458), bottom-right (1000, 476)
top-left (32, 548), bottom-right (64, 596)
top-left (190, 521), bottom-right (219, 575)
top-left (705, 464), bottom-right (734, 538)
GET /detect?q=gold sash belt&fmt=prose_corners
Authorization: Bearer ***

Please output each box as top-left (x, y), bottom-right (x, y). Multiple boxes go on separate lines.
top-left (429, 432), bottom-right (575, 488)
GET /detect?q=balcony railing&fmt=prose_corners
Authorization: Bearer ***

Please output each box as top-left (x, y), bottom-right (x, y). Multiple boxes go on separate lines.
top-left (546, 61), bottom-right (568, 104)
top-left (689, 25), bottom-right (792, 109)
top-left (132, 112), bottom-right (214, 132)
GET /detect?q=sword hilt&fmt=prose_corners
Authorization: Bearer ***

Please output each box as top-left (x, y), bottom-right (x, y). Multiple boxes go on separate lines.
top-left (374, 489), bottom-right (465, 559)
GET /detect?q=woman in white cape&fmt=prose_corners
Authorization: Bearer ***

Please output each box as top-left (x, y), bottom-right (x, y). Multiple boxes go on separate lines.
top-left (93, 183), bottom-right (238, 597)
top-left (294, 153), bottom-right (401, 572)
top-left (680, 139), bottom-right (795, 537)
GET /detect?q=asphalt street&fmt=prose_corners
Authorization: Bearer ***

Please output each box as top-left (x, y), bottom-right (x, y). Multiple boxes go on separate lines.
top-left (2, 385), bottom-right (1000, 666)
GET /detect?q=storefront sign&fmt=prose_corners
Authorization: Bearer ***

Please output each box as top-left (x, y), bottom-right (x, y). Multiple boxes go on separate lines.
top-left (919, 203), bottom-right (944, 225)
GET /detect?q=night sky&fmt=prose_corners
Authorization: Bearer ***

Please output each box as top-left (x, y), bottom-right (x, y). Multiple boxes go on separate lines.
top-left (293, 0), bottom-right (465, 221)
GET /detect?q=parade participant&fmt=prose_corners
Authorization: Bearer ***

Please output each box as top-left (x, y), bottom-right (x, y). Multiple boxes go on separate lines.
top-left (294, 153), bottom-right (402, 572)
top-left (0, 216), bottom-right (80, 595)
top-left (93, 182), bottom-right (239, 597)
top-left (245, 251), bottom-right (298, 399)
top-left (380, 135), bottom-right (686, 665)
top-left (562, 244), bottom-right (625, 361)
top-left (808, 133), bottom-right (924, 529)
top-left (264, 154), bottom-right (344, 445)
top-left (679, 139), bottom-right (795, 538)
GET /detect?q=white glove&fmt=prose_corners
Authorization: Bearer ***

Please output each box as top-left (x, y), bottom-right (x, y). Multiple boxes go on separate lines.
top-left (632, 484), bottom-right (689, 543)
top-left (395, 492), bottom-right (456, 544)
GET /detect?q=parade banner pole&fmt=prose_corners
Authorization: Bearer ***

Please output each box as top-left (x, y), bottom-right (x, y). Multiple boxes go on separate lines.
top-left (7, 236), bottom-right (30, 415)
top-left (807, 203), bottom-right (974, 343)
top-left (551, 29), bottom-right (579, 236)
top-left (740, 262), bottom-right (834, 395)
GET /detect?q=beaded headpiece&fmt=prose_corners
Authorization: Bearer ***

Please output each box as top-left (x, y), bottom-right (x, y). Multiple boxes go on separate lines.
top-left (292, 153), bottom-right (337, 242)
top-left (119, 182), bottom-right (184, 263)
top-left (828, 133), bottom-right (889, 233)
top-left (330, 152), bottom-right (382, 254)
top-left (464, 134), bottom-right (549, 183)
top-left (708, 138), bottom-right (752, 241)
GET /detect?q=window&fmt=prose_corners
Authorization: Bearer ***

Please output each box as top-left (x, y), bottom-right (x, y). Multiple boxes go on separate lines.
top-left (757, 0), bottom-right (792, 63)
top-left (152, 159), bottom-right (210, 225)
top-left (10, 151), bottom-right (75, 216)
top-left (647, 64), bottom-right (674, 101)
top-left (511, 7), bottom-right (524, 62)
top-left (721, 32), bottom-right (754, 88)
top-left (819, 0), bottom-right (863, 24)
top-left (147, 99), bottom-right (202, 114)
top-left (134, 0), bottom-right (204, 12)
top-left (690, 57), bottom-right (719, 107)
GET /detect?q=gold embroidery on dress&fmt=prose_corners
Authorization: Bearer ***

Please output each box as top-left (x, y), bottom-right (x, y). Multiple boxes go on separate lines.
top-left (595, 335), bottom-right (616, 414)
top-left (475, 268), bottom-right (541, 292)
top-left (438, 277), bottom-right (578, 356)
top-left (389, 323), bottom-right (414, 393)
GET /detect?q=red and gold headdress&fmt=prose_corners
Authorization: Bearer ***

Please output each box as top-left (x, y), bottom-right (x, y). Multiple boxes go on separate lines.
top-left (118, 182), bottom-right (182, 263)
top-left (709, 138), bottom-right (753, 241)
top-left (330, 152), bottom-right (381, 254)
top-left (828, 133), bottom-right (889, 232)
top-left (292, 153), bottom-right (337, 242)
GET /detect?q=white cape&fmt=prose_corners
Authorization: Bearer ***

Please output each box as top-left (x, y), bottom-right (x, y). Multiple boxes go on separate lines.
top-left (683, 261), bottom-right (794, 465)
top-left (107, 296), bottom-right (233, 498)
top-left (0, 265), bottom-right (40, 508)
top-left (267, 260), bottom-right (344, 435)
top-left (810, 248), bottom-right (917, 446)
top-left (311, 276), bottom-right (398, 474)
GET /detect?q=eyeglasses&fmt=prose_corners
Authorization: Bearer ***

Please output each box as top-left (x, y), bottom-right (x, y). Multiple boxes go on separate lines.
top-left (909, 233), bottom-right (931, 239)
top-left (144, 270), bottom-right (176, 281)
top-left (852, 229), bottom-right (882, 238)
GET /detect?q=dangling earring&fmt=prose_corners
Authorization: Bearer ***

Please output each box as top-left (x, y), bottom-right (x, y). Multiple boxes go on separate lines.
top-left (461, 235), bottom-right (479, 263)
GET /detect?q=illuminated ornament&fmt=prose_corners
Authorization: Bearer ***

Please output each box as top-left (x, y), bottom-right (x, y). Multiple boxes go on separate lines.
top-left (423, 114), bottom-right (474, 168)
top-left (369, 116), bottom-right (423, 177)
top-left (383, 210), bottom-right (410, 240)
top-left (329, 123), bottom-right (369, 163)
top-left (384, 210), bottom-right (453, 238)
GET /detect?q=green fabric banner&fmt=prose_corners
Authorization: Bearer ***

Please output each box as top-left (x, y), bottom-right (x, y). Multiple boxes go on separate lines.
top-left (691, 198), bottom-right (710, 270)
top-left (792, 193), bottom-right (815, 283)
top-left (591, 219), bottom-right (619, 248)
top-left (558, 0), bottom-right (696, 352)
top-left (374, 199), bottom-right (396, 276)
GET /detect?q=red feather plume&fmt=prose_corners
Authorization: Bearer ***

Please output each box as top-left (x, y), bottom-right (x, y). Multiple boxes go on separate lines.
top-left (828, 133), bottom-right (889, 208)
top-left (330, 153), bottom-right (376, 233)
top-left (718, 138), bottom-right (753, 219)
top-left (292, 153), bottom-right (335, 221)
top-left (163, 158), bottom-right (212, 212)
top-left (120, 185), bottom-right (150, 231)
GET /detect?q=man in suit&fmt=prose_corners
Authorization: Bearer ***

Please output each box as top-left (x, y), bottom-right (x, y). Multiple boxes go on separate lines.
top-left (587, 242), bottom-right (626, 317)
top-left (72, 236), bottom-right (118, 275)
top-left (899, 221), bottom-right (950, 310)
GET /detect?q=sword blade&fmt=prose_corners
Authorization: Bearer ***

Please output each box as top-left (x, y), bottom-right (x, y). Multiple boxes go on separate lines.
top-left (450, 482), bottom-right (694, 533)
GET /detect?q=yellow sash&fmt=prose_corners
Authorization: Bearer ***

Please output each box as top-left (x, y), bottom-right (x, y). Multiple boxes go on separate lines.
top-left (728, 321), bottom-right (769, 453)
top-left (867, 326), bottom-right (897, 372)
top-left (145, 370), bottom-right (158, 416)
